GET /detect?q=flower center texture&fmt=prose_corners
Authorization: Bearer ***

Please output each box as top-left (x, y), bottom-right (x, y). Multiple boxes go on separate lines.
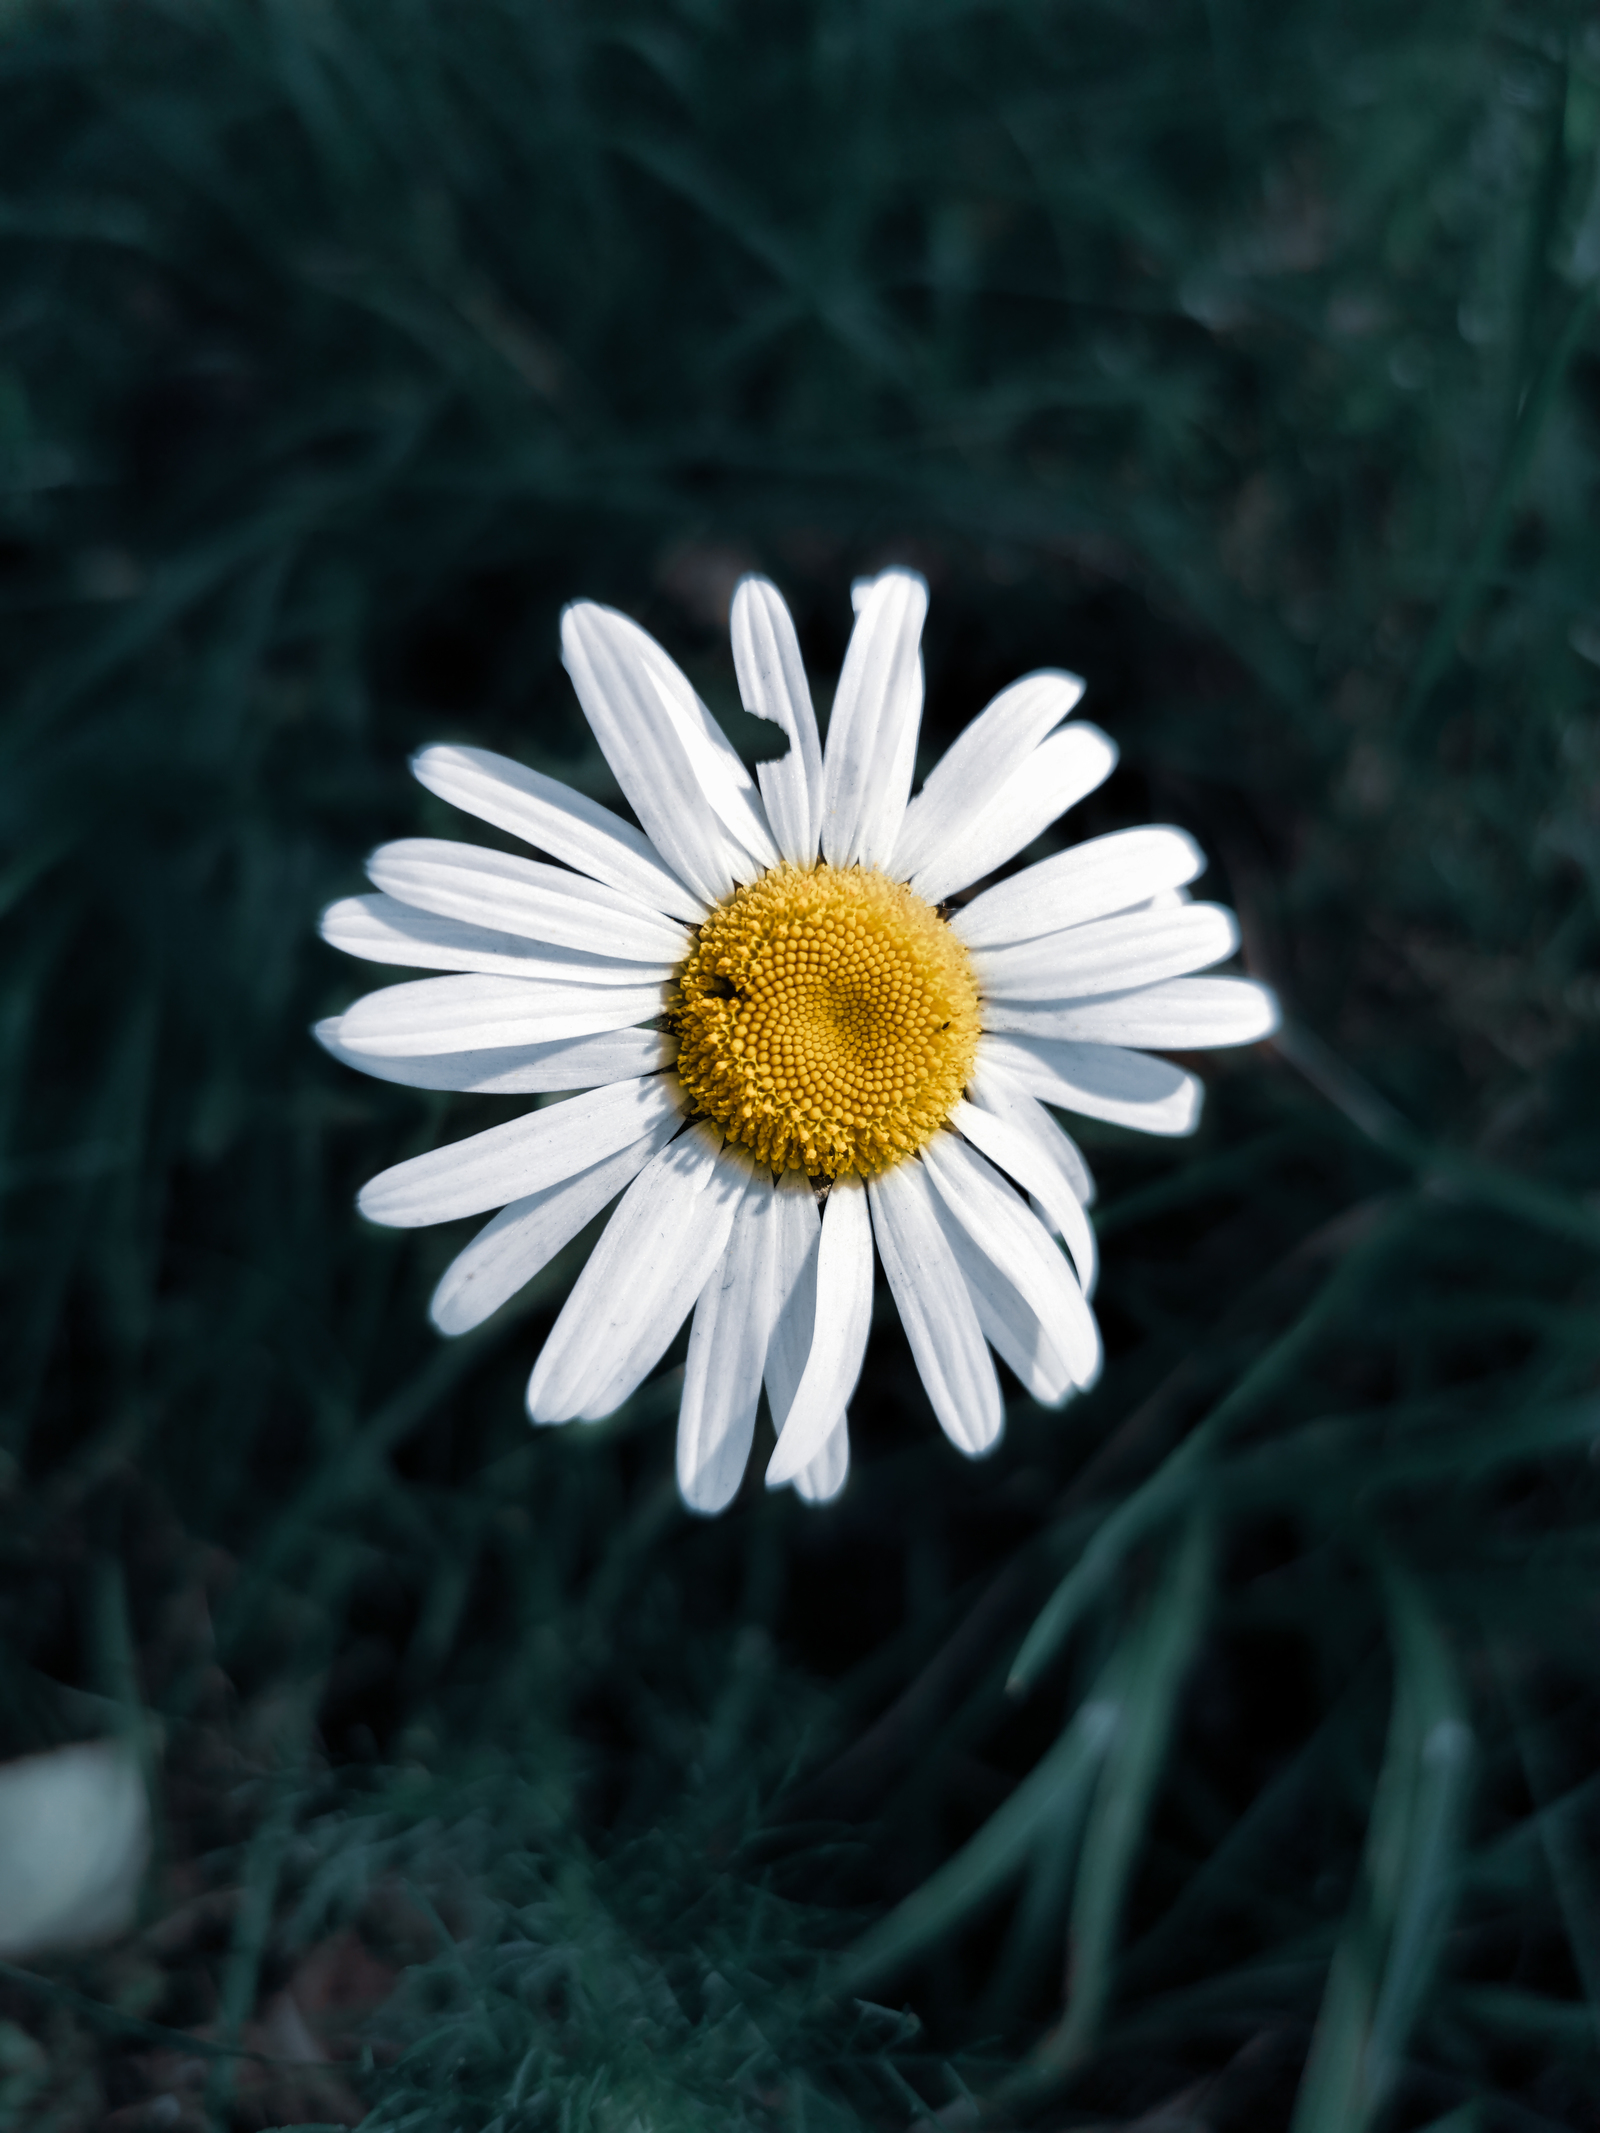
top-left (671, 862), bottom-right (983, 1179)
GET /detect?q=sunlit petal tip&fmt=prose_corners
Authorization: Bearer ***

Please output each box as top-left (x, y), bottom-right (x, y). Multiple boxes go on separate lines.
top-left (525, 1383), bottom-right (571, 1428)
top-left (792, 1418), bottom-right (851, 1504)
top-left (852, 564), bottom-right (928, 612)
top-left (730, 568), bottom-right (778, 616)
top-left (1077, 1325), bottom-right (1106, 1392)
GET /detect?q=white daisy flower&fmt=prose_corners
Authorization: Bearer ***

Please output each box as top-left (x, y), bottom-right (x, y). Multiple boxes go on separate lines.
top-left (317, 569), bottom-right (1278, 1513)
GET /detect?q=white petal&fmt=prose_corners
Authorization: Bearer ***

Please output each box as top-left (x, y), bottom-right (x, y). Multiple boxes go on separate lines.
top-left (320, 893), bottom-right (674, 985)
top-left (771, 1177), bottom-right (856, 1503)
top-left (983, 975), bottom-right (1281, 1048)
top-left (763, 1170), bottom-right (824, 1437)
top-left (0, 1741), bottom-right (149, 1960)
top-left (891, 669), bottom-right (1085, 882)
top-left (411, 743), bottom-right (706, 923)
top-left (966, 1058), bottom-right (1096, 1204)
top-left (731, 576), bottom-right (823, 866)
top-left (867, 1159), bottom-right (1003, 1458)
top-left (952, 1092), bottom-right (1097, 1293)
top-left (909, 724), bottom-right (1118, 904)
top-left (367, 839), bottom-right (688, 964)
top-left (1043, 1118), bottom-right (1093, 1204)
top-left (430, 1118), bottom-right (680, 1334)
top-left (972, 902), bottom-right (1240, 1003)
top-left (952, 826), bottom-right (1206, 948)
top-left (357, 1074), bottom-right (686, 1227)
top-left (526, 1126), bottom-right (745, 1423)
top-left (976, 1031), bottom-right (1202, 1137)
top-left (819, 569), bottom-right (929, 870)
top-left (920, 1131), bottom-right (1102, 1390)
top-left (677, 1163), bottom-right (777, 1514)
top-left (766, 1174), bottom-right (874, 1485)
top-left (562, 602), bottom-right (776, 904)
top-left (338, 973), bottom-right (668, 1055)
top-left (622, 619), bottom-right (781, 873)
top-left (930, 1191), bottom-right (1076, 1407)
top-left (793, 1419), bottom-right (850, 1504)
top-left (316, 1018), bottom-right (676, 1095)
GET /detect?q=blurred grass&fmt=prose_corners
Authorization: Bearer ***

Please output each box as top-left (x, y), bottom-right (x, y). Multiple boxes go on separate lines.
top-left (1, 0), bottom-right (1600, 2126)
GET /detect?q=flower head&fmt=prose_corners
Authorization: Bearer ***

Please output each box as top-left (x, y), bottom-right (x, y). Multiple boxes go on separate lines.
top-left (317, 569), bottom-right (1278, 1511)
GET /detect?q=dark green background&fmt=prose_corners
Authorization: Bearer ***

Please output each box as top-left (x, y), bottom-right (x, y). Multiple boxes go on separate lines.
top-left (2, 2), bottom-right (1600, 2127)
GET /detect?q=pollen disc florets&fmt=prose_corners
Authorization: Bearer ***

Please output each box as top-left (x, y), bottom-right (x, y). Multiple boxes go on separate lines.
top-left (672, 862), bottom-right (982, 1179)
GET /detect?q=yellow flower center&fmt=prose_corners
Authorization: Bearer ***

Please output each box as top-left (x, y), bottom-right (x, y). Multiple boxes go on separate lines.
top-left (671, 862), bottom-right (982, 1179)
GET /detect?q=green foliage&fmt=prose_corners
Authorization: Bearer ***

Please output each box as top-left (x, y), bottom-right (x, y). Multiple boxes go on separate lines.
top-left (1, 0), bottom-right (1599, 2126)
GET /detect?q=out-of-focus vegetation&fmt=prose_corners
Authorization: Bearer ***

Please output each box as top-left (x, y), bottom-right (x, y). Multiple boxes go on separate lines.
top-left (2, 1), bottom-right (1600, 2125)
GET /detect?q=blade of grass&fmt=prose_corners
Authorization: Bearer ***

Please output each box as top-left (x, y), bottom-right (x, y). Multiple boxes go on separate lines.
top-left (1027, 1509), bottom-right (1216, 2078)
top-left (1008, 1214), bottom-right (1404, 1696)
top-left (211, 1309), bottom-right (528, 1665)
top-left (204, 1686), bottom-right (320, 2127)
top-left (837, 1669), bottom-right (1120, 1994)
top-left (1399, 270), bottom-right (1599, 742)
top-left (1494, 1648), bottom-right (1600, 2053)
top-left (1289, 1555), bottom-right (1470, 2133)
top-left (1219, 1395), bottom-right (1600, 1511)
top-left (1277, 1023), bottom-right (1600, 1258)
